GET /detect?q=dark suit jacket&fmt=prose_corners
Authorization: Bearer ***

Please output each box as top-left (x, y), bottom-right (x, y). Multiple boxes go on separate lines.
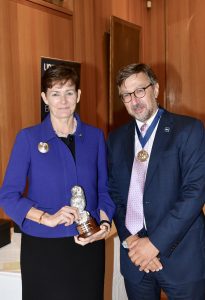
top-left (107, 110), bottom-right (205, 284)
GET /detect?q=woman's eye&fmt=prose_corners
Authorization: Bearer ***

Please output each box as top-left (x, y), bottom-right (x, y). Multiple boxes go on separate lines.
top-left (66, 91), bottom-right (75, 96)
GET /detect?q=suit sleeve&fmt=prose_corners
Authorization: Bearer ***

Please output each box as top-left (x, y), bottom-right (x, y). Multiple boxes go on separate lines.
top-left (149, 119), bottom-right (205, 256)
top-left (107, 132), bottom-right (131, 242)
top-left (96, 130), bottom-right (115, 221)
top-left (0, 130), bottom-right (36, 226)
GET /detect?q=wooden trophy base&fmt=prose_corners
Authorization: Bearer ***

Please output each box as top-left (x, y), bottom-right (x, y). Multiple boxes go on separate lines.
top-left (77, 217), bottom-right (100, 238)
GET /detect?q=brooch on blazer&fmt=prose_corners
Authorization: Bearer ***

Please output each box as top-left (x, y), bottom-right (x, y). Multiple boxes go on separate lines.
top-left (38, 142), bottom-right (49, 153)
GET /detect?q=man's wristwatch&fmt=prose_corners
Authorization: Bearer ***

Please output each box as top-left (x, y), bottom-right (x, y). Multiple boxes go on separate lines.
top-left (122, 240), bottom-right (129, 249)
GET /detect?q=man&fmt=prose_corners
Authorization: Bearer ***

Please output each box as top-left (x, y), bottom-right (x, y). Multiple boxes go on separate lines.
top-left (107, 63), bottom-right (205, 299)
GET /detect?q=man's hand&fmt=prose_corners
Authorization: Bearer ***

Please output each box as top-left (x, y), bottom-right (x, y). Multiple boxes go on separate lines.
top-left (128, 237), bottom-right (162, 272)
top-left (142, 257), bottom-right (162, 273)
top-left (126, 234), bottom-right (140, 247)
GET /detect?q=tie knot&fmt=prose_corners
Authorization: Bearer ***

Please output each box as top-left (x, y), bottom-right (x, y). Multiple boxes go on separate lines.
top-left (140, 123), bottom-right (147, 136)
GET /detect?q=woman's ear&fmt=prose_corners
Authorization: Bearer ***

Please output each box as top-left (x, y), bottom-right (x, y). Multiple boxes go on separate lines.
top-left (41, 92), bottom-right (48, 105)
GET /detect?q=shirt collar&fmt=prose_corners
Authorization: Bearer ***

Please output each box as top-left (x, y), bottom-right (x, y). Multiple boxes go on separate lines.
top-left (40, 113), bottom-right (84, 142)
top-left (135, 108), bottom-right (159, 129)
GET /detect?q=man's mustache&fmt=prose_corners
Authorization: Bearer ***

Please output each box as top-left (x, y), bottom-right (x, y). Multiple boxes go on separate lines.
top-left (131, 103), bottom-right (144, 110)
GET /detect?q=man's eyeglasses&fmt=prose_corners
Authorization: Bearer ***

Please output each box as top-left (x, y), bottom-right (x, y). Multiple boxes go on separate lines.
top-left (120, 83), bottom-right (153, 103)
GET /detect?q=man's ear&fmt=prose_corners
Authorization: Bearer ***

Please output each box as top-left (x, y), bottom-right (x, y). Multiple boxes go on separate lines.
top-left (154, 83), bottom-right (159, 99)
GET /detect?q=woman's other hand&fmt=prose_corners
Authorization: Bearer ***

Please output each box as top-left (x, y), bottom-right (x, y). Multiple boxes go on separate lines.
top-left (74, 222), bottom-right (111, 246)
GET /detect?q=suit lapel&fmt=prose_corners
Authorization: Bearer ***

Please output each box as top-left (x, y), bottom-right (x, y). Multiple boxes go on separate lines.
top-left (144, 111), bottom-right (174, 191)
top-left (124, 121), bottom-right (135, 175)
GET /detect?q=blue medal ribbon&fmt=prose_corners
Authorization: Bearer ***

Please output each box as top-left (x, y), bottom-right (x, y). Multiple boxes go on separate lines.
top-left (135, 108), bottom-right (164, 148)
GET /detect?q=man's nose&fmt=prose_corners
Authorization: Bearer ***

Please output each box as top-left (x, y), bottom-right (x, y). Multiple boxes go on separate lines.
top-left (130, 92), bottom-right (140, 103)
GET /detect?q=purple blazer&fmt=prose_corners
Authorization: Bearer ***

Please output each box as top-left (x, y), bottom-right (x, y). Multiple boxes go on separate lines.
top-left (0, 114), bottom-right (115, 238)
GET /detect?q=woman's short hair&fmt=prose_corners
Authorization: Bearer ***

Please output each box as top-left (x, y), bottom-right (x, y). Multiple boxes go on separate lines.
top-left (41, 64), bottom-right (80, 93)
top-left (116, 63), bottom-right (158, 87)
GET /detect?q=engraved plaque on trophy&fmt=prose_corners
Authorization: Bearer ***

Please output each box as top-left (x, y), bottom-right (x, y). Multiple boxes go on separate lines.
top-left (70, 185), bottom-right (100, 238)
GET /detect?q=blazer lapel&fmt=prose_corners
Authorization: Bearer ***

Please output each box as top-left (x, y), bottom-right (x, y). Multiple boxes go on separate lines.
top-left (144, 111), bottom-right (174, 191)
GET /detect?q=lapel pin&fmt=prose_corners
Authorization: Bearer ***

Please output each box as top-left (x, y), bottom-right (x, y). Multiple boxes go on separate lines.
top-left (164, 127), bottom-right (170, 133)
top-left (38, 142), bottom-right (49, 153)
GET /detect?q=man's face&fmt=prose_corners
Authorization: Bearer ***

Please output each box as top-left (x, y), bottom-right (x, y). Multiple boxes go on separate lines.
top-left (119, 72), bottom-right (159, 122)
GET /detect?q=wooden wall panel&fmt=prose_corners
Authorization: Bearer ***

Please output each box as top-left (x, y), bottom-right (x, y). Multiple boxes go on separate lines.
top-left (166, 0), bottom-right (205, 121)
top-left (73, 0), bottom-right (166, 132)
top-left (0, 0), bottom-right (74, 218)
top-left (0, 1), bottom-right (166, 298)
top-left (0, 0), bottom-right (165, 220)
top-left (73, 0), bottom-right (98, 126)
top-left (110, 0), bottom-right (165, 106)
top-left (143, 0), bottom-right (166, 107)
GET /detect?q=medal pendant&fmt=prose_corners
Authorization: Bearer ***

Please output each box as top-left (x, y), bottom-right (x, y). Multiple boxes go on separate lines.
top-left (137, 149), bottom-right (149, 162)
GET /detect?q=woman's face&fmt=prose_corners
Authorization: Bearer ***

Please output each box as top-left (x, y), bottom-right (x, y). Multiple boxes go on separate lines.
top-left (41, 80), bottom-right (81, 120)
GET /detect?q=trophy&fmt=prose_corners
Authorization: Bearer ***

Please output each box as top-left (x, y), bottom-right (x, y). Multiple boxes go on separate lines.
top-left (70, 185), bottom-right (100, 238)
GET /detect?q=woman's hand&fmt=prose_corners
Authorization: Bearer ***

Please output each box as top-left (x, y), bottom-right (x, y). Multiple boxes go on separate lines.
top-left (40, 206), bottom-right (79, 227)
top-left (74, 222), bottom-right (111, 246)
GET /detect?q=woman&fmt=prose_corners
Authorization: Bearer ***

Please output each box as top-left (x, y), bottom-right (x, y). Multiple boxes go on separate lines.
top-left (0, 64), bottom-right (115, 300)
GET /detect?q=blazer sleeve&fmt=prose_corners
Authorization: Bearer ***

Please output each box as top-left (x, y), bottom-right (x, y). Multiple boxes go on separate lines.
top-left (96, 130), bottom-right (115, 221)
top-left (149, 119), bottom-right (205, 256)
top-left (0, 130), bottom-right (35, 226)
